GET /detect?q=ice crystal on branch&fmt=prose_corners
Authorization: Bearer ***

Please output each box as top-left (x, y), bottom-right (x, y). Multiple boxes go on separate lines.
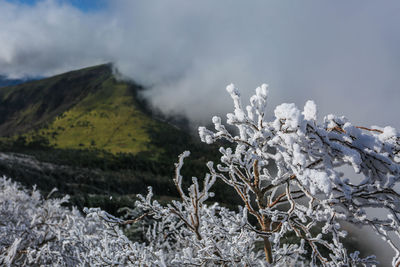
top-left (198, 83), bottom-right (400, 266)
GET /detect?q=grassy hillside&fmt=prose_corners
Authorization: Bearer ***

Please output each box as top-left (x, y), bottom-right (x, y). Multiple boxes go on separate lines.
top-left (0, 65), bottom-right (111, 136)
top-left (0, 64), bottom-right (238, 213)
top-left (0, 64), bottom-right (164, 156)
top-left (24, 74), bottom-right (160, 155)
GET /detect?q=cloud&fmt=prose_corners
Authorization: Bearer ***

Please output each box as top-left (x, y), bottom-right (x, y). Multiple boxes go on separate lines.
top-left (0, 0), bottom-right (400, 131)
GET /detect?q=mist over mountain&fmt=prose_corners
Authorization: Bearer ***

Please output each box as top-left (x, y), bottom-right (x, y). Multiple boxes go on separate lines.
top-left (0, 75), bottom-right (29, 87)
top-left (0, 0), bottom-right (399, 129)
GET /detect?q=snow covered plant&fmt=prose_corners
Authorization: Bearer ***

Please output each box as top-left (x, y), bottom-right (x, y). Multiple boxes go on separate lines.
top-left (0, 176), bottom-right (154, 266)
top-left (194, 84), bottom-right (400, 266)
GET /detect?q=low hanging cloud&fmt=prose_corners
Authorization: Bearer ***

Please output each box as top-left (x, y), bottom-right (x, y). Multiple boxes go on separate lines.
top-left (0, 0), bottom-right (400, 130)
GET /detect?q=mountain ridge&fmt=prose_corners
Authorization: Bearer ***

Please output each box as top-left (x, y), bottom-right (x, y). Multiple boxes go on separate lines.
top-left (0, 64), bottom-right (112, 136)
top-left (0, 64), bottom-right (166, 155)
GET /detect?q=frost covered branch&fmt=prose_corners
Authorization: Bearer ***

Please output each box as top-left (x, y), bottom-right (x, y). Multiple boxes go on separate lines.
top-left (198, 83), bottom-right (400, 266)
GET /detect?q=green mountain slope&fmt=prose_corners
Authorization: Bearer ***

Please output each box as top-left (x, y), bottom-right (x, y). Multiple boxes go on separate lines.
top-left (0, 64), bottom-right (236, 213)
top-left (0, 65), bottom-right (111, 135)
top-left (0, 64), bottom-right (164, 156)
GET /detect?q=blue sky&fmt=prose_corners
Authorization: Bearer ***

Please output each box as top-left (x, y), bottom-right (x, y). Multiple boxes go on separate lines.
top-left (6, 0), bottom-right (107, 12)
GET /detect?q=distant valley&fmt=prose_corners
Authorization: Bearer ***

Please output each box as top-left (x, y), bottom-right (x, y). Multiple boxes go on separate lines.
top-left (0, 75), bottom-right (31, 87)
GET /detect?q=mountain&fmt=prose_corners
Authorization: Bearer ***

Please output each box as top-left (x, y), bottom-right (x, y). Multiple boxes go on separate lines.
top-left (0, 64), bottom-right (236, 213)
top-left (0, 64), bottom-right (161, 155)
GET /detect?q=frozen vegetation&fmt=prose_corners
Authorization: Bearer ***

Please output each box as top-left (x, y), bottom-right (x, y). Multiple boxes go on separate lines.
top-left (2, 84), bottom-right (400, 266)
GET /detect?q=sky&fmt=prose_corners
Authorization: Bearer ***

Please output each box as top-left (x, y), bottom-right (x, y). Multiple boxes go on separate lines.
top-left (5, 0), bottom-right (107, 12)
top-left (0, 0), bottom-right (400, 132)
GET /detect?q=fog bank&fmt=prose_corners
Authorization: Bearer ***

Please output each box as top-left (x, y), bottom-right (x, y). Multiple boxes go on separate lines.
top-left (0, 0), bottom-right (399, 129)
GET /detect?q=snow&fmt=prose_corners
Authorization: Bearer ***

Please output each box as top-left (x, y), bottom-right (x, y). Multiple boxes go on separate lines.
top-left (303, 100), bottom-right (317, 121)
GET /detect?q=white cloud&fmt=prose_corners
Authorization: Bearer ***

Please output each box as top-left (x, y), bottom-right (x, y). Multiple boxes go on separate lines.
top-left (0, 0), bottom-right (399, 131)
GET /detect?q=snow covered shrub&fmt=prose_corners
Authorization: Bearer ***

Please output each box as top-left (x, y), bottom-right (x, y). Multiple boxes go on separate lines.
top-left (128, 83), bottom-right (400, 266)
top-left (195, 84), bottom-right (400, 266)
top-left (0, 176), bottom-right (103, 266)
top-left (0, 176), bottom-right (149, 266)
